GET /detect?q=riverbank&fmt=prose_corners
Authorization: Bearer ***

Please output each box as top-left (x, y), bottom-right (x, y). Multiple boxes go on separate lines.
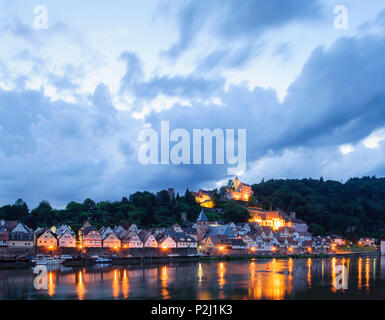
top-left (0, 250), bottom-right (380, 269)
top-left (201, 251), bottom-right (380, 262)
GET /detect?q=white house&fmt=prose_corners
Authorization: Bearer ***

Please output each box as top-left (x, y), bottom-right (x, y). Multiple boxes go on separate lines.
top-left (58, 230), bottom-right (76, 248)
top-left (122, 232), bottom-right (143, 248)
top-left (158, 234), bottom-right (177, 249)
top-left (139, 231), bottom-right (158, 248)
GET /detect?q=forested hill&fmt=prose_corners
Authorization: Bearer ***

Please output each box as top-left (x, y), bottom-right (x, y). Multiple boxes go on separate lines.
top-left (1, 177), bottom-right (385, 238)
top-left (251, 177), bottom-right (385, 238)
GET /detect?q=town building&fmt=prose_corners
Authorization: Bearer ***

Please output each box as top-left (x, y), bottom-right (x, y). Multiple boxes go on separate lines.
top-left (128, 224), bottom-right (139, 234)
top-left (228, 238), bottom-right (247, 250)
top-left (290, 212), bottom-right (309, 233)
top-left (0, 220), bottom-right (34, 247)
top-left (55, 225), bottom-right (76, 248)
top-left (35, 228), bottom-right (58, 248)
top-left (167, 231), bottom-right (197, 248)
top-left (79, 222), bottom-right (102, 248)
top-left (113, 225), bottom-right (127, 239)
top-left (183, 227), bottom-right (197, 241)
top-left (0, 230), bottom-right (8, 247)
top-left (202, 234), bottom-right (230, 253)
top-left (138, 230), bottom-right (158, 248)
top-left (157, 233), bottom-right (177, 249)
top-left (58, 230), bottom-right (76, 248)
top-left (122, 232), bottom-right (143, 248)
top-left (248, 208), bottom-right (287, 231)
top-left (103, 231), bottom-right (121, 248)
top-left (172, 223), bottom-right (183, 233)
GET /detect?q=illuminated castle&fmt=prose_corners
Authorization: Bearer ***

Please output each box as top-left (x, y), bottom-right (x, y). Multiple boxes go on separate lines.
top-left (194, 190), bottom-right (215, 208)
top-left (227, 177), bottom-right (253, 202)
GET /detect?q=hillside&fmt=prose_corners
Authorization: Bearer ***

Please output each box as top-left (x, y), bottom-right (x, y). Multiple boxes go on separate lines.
top-left (252, 176), bottom-right (385, 238)
top-left (1, 177), bottom-right (385, 238)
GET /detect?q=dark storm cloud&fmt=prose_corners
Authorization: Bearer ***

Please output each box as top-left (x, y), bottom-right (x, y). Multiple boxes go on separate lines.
top-left (119, 51), bottom-right (225, 103)
top-left (139, 31), bottom-right (385, 188)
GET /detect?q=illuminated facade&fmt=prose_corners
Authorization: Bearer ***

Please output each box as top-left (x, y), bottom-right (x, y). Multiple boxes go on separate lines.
top-left (79, 224), bottom-right (102, 248)
top-left (35, 229), bottom-right (58, 248)
top-left (103, 232), bottom-right (121, 248)
top-left (56, 225), bottom-right (76, 248)
top-left (122, 232), bottom-right (143, 248)
top-left (248, 208), bottom-right (288, 231)
top-left (228, 177), bottom-right (253, 202)
top-left (58, 230), bottom-right (76, 248)
top-left (194, 190), bottom-right (215, 208)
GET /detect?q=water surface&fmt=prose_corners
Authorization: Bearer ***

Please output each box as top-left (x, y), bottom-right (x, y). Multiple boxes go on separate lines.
top-left (1, 255), bottom-right (384, 299)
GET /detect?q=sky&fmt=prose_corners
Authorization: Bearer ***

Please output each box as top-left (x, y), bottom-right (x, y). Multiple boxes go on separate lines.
top-left (1, 0), bottom-right (385, 208)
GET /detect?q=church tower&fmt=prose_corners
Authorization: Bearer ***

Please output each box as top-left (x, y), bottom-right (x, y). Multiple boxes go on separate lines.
top-left (196, 209), bottom-right (210, 243)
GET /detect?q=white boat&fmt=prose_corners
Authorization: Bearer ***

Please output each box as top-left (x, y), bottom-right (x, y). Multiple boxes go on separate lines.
top-left (93, 256), bottom-right (112, 264)
top-left (60, 255), bottom-right (73, 262)
top-left (35, 255), bottom-right (61, 265)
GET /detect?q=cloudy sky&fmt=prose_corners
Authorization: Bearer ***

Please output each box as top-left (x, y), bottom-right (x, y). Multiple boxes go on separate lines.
top-left (1, 0), bottom-right (385, 208)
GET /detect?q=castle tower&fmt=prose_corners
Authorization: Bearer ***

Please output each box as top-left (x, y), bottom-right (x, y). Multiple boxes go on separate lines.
top-left (168, 188), bottom-right (175, 202)
top-left (234, 176), bottom-right (240, 190)
top-left (196, 209), bottom-right (210, 243)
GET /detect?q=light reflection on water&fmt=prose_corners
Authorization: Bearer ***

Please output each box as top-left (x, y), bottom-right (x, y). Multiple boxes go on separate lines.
top-left (1, 256), bottom-right (385, 300)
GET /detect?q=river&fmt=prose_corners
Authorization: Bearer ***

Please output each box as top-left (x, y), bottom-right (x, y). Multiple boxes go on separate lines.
top-left (1, 255), bottom-right (385, 299)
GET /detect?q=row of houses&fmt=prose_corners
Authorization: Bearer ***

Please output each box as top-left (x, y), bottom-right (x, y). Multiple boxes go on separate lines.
top-left (0, 219), bottom-right (197, 250)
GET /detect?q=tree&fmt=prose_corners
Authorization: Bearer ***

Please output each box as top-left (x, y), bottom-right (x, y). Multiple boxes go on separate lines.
top-left (248, 195), bottom-right (257, 207)
top-left (224, 202), bottom-right (249, 223)
top-left (142, 204), bottom-right (157, 226)
top-left (227, 179), bottom-right (234, 190)
top-left (31, 201), bottom-right (55, 227)
top-left (82, 198), bottom-right (96, 212)
top-left (121, 197), bottom-right (129, 205)
top-left (309, 223), bottom-right (326, 236)
top-left (130, 191), bottom-right (156, 208)
top-left (14, 199), bottom-right (29, 217)
top-left (156, 190), bottom-right (170, 205)
top-left (184, 189), bottom-right (195, 205)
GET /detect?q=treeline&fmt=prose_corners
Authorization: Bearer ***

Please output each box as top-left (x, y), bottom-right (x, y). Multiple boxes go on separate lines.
top-left (252, 176), bottom-right (385, 238)
top-left (0, 189), bottom-right (248, 234)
